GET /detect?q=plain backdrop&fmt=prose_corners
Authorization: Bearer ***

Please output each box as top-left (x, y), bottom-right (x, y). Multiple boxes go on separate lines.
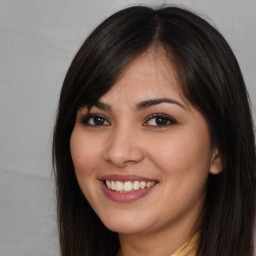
top-left (0, 0), bottom-right (255, 255)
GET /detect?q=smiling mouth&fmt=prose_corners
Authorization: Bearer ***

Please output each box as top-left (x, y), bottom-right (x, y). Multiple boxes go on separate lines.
top-left (99, 175), bottom-right (158, 202)
top-left (104, 180), bottom-right (157, 193)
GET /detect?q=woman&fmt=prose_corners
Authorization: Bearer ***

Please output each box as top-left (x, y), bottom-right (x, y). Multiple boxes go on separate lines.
top-left (52, 5), bottom-right (255, 256)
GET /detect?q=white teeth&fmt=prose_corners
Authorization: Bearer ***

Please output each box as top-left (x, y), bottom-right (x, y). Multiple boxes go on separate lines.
top-left (106, 180), bottom-right (111, 188)
top-left (111, 181), bottom-right (116, 190)
top-left (141, 181), bottom-right (146, 189)
top-left (124, 181), bottom-right (133, 192)
top-left (146, 181), bottom-right (155, 188)
top-left (105, 180), bottom-right (156, 192)
top-left (115, 181), bottom-right (124, 191)
top-left (133, 181), bottom-right (140, 190)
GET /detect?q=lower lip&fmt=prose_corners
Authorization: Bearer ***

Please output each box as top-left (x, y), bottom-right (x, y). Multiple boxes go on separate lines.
top-left (100, 181), bottom-right (156, 203)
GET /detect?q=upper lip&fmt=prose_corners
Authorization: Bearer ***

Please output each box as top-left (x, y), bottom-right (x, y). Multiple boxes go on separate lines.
top-left (98, 174), bottom-right (158, 182)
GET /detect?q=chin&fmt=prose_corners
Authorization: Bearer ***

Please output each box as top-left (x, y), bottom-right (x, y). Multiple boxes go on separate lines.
top-left (100, 214), bottom-right (150, 235)
top-left (106, 224), bottom-right (146, 235)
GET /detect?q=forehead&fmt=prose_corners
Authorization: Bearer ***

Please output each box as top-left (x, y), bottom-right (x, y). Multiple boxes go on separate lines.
top-left (122, 48), bottom-right (177, 86)
top-left (100, 48), bottom-right (186, 104)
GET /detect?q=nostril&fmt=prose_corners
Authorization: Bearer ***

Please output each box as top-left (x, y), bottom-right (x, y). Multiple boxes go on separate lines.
top-left (103, 146), bottom-right (145, 167)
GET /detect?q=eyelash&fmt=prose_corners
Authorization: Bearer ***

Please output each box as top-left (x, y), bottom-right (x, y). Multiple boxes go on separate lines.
top-left (143, 113), bottom-right (177, 127)
top-left (79, 113), bottom-right (177, 127)
top-left (79, 113), bottom-right (110, 126)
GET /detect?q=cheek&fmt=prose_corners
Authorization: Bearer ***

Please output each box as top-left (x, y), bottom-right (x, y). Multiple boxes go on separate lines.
top-left (146, 130), bottom-right (212, 217)
top-left (146, 127), bottom-right (212, 179)
top-left (70, 129), bottom-right (102, 175)
top-left (70, 128), bottom-right (104, 207)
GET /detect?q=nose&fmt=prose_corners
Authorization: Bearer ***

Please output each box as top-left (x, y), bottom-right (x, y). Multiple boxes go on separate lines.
top-left (103, 125), bottom-right (145, 167)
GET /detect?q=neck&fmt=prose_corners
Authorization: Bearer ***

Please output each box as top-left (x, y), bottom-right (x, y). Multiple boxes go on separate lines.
top-left (117, 193), bottom-right (203, 256)
top-left (118, 220), bottom-right (198, 256)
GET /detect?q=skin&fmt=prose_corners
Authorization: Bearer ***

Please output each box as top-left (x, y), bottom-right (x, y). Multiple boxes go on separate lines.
top-left (70, 49), bottom-right (221, 256)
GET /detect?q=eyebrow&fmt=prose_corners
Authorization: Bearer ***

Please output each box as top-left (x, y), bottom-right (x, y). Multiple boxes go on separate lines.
top-left (90, 101), bottom-right (112, 111)
top-left (90, 97), bottom-right (186, 112)
top-left (136, 98), bottom-right (186, 111)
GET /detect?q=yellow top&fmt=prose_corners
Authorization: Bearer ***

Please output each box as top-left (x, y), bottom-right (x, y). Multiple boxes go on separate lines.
top-left (170, 232), bottom-right (199, 256)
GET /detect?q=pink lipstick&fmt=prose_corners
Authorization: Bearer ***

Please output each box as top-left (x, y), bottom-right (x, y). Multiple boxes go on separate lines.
top-left (99, 175), bottom-right (158, 202)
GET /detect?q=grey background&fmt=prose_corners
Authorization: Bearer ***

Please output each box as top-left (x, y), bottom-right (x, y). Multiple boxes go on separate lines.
top-left (0, 0), bottom-right (255, 255)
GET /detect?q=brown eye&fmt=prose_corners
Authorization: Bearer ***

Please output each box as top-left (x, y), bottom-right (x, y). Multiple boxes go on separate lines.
top-left (154, 117), bottom-right (169, 125)
top-left (80, 114), bottom-right (110, 126)
top-left (90, 116), bottom-right (106, 125)
top-left (143, 114), bottom-right (176, 127)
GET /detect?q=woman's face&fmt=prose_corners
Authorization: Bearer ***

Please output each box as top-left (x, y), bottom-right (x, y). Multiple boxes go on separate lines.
top-left (70, 50), bottom-right (221, 237)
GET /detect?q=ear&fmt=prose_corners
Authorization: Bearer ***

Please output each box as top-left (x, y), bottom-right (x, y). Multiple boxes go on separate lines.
top-left (209, 147), bottom-right (222, 175)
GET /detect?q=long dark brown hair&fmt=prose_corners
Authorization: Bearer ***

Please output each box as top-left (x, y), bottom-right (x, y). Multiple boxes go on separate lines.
top-left (52, 5), bottom-right (255, 256)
